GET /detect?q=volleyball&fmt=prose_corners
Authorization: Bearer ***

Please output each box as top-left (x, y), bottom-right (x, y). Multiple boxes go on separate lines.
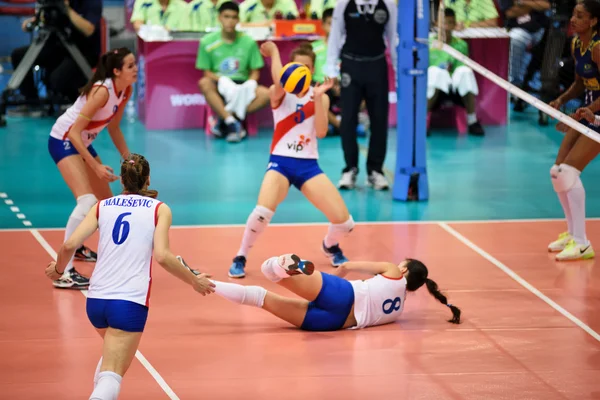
top-left (279, 62), bottom-right (312, 95)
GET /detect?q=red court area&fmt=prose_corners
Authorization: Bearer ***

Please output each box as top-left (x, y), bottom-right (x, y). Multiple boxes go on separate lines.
top-left (2, 221), bottom-right (600, 399)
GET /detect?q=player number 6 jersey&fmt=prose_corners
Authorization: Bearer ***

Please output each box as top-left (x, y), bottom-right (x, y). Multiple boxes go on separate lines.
top-left (86, 194), bottom-right (162, 307)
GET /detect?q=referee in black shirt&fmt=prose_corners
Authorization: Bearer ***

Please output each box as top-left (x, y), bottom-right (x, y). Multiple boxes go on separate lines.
top-left (325, 0), bottom-right (397, 191)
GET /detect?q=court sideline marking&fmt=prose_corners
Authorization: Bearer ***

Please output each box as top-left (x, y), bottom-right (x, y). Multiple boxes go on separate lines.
top-left (0, 192), bottom-right (32, 227)
top-left (2, 216), bottom-right (600, 232)
top-left (29, 229), bottom-right (181, 400)
top-left (438, 222), bottom-right (600, 343)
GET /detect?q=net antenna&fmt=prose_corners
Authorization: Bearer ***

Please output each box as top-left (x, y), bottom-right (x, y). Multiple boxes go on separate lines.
top-left (435, 0), bottom-right (445, 49)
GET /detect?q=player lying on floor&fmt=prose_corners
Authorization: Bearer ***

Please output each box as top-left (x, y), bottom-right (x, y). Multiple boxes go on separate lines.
top-left (179, 254), bottom-right (460, 331)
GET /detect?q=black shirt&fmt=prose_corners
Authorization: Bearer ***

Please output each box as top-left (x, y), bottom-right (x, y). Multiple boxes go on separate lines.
top-left (61, 0), bottom-right (103, 65)
top-left (324, 0), bottom-right (397, 78)
top-left (498, 0), bottom-right (549, 33)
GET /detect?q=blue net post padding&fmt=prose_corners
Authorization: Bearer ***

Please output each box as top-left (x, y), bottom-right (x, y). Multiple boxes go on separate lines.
top-left (392, 0), bottom-right (429, 201)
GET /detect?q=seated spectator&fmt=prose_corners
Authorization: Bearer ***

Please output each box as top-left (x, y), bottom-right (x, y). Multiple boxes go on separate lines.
top-left (428, 8), bottom-right (485, 136)
top-left (196, 1), bottom-right (270, 142)
top-left (11, 0), bottom-right (102, 106)
top-left (188, 0), bottom-right (227, 31)
top-left (238, 0), bottom-right (298, 23)
top-left (443, 0), bottom-right (499, 30)
top-left (498, 0), bottom-right (550, 89)
top-left (311, 9), bottom-right (368, 137)
top-left (130, 0), bottom-right (189, 32)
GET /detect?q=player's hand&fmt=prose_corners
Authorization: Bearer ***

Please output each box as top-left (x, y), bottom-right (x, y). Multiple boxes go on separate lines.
top-left (576, 107), bottom-right (595, 123)
top-left (45, 261), bottom-right (62, 281)
top-left (555, 112), bottom-right (578, 132)
top-left (94, 164), bottom-right (119, 182)
top-left (549, 98), bottom-right (564, 110)
top-left (260, 41), bottom-right (279, 58)
top-left (193, 273), bottom-right (216, 296)
top-left (314, 77), bottom-right (334, 97)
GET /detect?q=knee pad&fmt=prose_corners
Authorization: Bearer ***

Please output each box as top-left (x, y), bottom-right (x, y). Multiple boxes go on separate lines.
top-left (551, 164), bottom-right (581, 193)
top-left (72, 193), bottom-right (98, 218)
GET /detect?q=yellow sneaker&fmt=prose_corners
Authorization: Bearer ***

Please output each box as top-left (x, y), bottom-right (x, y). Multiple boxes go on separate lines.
top-left (555, 239), bottom-right (595, 261)
top-left (548, 232), bottom-right (572, 252)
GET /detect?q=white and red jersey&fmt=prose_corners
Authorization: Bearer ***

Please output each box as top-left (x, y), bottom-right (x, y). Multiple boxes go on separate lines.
top-left (87, 194), bottom-right (162, 307)
top-left (270, 86), bottom-right (318, 159)
top-left (350, 274), bottom-right (407, 329)
top-left (50, 79), bottom-right (130, 147)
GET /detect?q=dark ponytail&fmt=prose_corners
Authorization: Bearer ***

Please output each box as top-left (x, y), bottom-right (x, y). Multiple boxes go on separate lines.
top-left (405, 258), bottom-right (461, 324)
top-left (120, 154), bottom-right (158, 199)
top-left (425, 278), bottom-right (461, 324)
top-left (80, 47), bottom-right (133, 96)
top-left (583, 0), bottom-right (600, 31)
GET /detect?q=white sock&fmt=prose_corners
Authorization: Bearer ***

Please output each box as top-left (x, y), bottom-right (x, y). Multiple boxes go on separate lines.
top-left (565, 171), bottom-right (587, 245)
top-left (260, 256), bottom-right (291, 282)
top-left (89, 371), bottom-right (122, 400)
top-left (557, 192), bottom-right (573, 235)
top-left (93, 357), bottom-right (103, 388)
top-left (323, 216), bottom-right (355, 248)
top-left (64, 194), bottom-right (97, 273)
top-left (237, 205), bottom-right (274, 257)
top-left (213, 280), bottom-right (267, 308)
top-left (467, 113), bottom-right (477, 125)
top-left (225, 115), bottom-right (236, 124)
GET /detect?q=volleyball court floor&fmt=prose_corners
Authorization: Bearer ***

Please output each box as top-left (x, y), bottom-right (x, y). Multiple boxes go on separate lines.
top-left (1, 112), bottom-right (600, 398)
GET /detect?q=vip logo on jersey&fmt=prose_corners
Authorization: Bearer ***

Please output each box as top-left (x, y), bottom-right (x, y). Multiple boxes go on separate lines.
top-left (87, 132), bottom-right (99, 141)
top-left (219, 57), bottom-right (240, 75)
top-left (113, 105), bottom-right (119, 113)
top-left (287, 135), bottom-right (310, 153)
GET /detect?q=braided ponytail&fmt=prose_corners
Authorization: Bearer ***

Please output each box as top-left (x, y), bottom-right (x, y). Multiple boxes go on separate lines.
top-left (120, 154), bottom-right (158, 199)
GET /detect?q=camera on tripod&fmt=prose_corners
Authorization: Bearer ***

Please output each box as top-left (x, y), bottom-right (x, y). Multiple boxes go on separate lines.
top-left (0, 0), bottom-right (92, 127)
top-left (30, 0), bottom-right (70, 32)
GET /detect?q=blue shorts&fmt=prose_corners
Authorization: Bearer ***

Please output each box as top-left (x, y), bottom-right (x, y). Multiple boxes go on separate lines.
top-left (48, 136), bottom-right (97, 164)
top-left (267, 154), bottom-right (323, 190)
top-left (301, 272), bottom-right (355, 331)
top-left (86, 298), bottom-right (149, 332)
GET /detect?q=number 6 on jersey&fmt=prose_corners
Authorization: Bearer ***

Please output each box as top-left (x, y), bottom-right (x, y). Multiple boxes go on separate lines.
top-left (112, 212), bottom-right (132, 245)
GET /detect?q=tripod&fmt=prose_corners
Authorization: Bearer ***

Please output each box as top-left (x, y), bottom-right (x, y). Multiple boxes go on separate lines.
top-left (0, 26), bottom-right (93, 127)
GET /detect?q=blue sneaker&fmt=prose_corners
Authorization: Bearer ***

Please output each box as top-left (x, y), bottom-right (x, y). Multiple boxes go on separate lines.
top-left (228, 255), bottom-right (246, 278)
top-left (322, 242), bottom-right (349, 267)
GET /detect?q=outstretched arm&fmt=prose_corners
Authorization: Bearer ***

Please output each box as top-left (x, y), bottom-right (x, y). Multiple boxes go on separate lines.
top-left (313, 77), bottom-right (334, 138)
top-left (153, 204), bottom-right (215, 295)
top-left (260, 41), bottom-right (285, 107)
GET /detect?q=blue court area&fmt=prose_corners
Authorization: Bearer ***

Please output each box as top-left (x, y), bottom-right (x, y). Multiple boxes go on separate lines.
top-left (2, 106), bottom-right (599, 229)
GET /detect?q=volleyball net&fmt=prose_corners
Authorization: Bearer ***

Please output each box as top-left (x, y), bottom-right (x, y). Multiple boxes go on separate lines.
top-left (393, 0), bottom-right (592, 201)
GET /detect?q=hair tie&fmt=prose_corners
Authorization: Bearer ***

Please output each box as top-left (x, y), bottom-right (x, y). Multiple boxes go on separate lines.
top-left (446, 303), bottom-right (453, 308)
top-left (128, 160), bottom-right (135, 164)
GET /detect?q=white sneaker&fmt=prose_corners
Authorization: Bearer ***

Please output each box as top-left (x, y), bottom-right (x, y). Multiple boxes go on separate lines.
top-left (366, 171), bottom-right (389, 190)
top-left (555, 239), bottom-right (595, 261)
top-left (548, 232), bottom-right (572, 252)
top-left (338, 168), bottom-right (358, 190)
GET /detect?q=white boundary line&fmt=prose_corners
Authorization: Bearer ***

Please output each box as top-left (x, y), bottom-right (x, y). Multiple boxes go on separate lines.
top-left (29, 229), bottom-right (181, 400)
top-left (1, 216), bottom-right (598, 232)
top-left (438, 222), bottom-right (600, 342)
top-left (0, 191), bottom-right (32, 227)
